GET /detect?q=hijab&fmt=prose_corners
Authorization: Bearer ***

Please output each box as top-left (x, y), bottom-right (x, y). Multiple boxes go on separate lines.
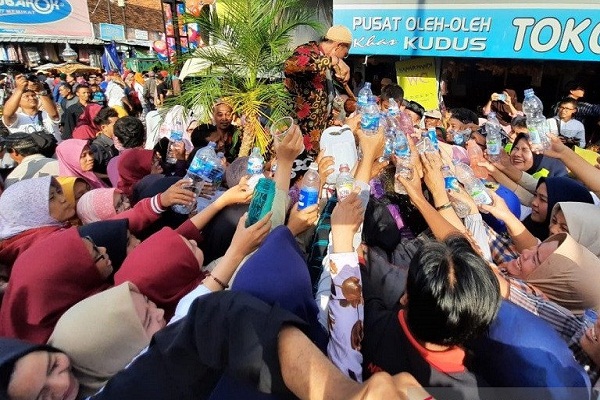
top-left (56, 139), bottom-right (107, 189)
top-left (492, 88), bottom-right (522, 126)
top-left (55, 176), bottom-right (81, 207)
top-left (554, 202), bottom-right (600, 257)
top-left (0, 176), bottom-right (63, 240)
top-left (117, 148), bottom-right (154, 197)
top-left (527, 233), bottom-right (600, 315)
top-left (522, 177), bottom-right (593, 240)
top-left (48, 282), bottom-right (150, 398)
top-left (511, 133), bottom-right (544, 176)
top-left (0, 228), bottom-right (110, 343)
top-left (72, 103), bottom-right (103, 140)
top-left (0, 338), bottom-right (58, 398)
top-left (78, 219), bottom-right (129, 273)
top-left (114, 227), bottom-right (204, 319)
top-left (77, 188), bottom-right (119, 224)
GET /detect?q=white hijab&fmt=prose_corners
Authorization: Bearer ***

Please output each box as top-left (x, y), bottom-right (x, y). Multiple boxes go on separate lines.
top-left (0, 176), bottom-right (62, 240)
top-left (554, 202), bottom-right (600, 257)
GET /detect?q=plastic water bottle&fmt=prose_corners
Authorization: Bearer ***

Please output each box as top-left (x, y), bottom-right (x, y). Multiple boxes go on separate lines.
top-left (426, 127), bottom-right (439, 151)
top-left (393, 130), bottom-right (412, 194)
top-left (166, 121), bottom-right (184, 164)
top-left (453, 161), bottom-right (493, 205)
top-left (173, 142), bottom-right (218, 214)
top-left (211, 152), bottom-right (225, 189)
top-left (356, 82), bottom-right (372, 113)
top-left (394, 111), bottom-right (415, 138)
top-left (298, 162), bottom-right (320, 210)
top-left (583, 309), bottom-right (598, 330)
top-left (522, 88), bottom-right (550, 152)
top-left (442, 165), bottom-right (471, 218)
top-left (382, 129), bottom-right (395, 161)
top-left (336, 163), bottom-right (355, 200)
top-left (452, 127), bottom-right (471, 146)
top-left (387, 97), bottom-right (400, 116)
top-left (466, 139), bottom-right (488, 179)
top-left (247, 147), bottom-right (264, 190)
top-left (485, 112), bottom-right (503, 162)
top-left (417, 131), bottom-right (436, 154)
top-left (361, 95), bottom-right (380, 136)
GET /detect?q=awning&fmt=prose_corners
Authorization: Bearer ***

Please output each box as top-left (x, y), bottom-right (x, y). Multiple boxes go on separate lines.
top-left (0, 36), bottom-right (104, 45)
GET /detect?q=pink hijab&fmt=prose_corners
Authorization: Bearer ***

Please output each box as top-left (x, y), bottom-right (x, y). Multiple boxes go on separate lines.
top-left (56, 139), bottom-right (108, 189)
top-left (77, 188), bottom-right (119, 224)
top-left (72, 104), bottom-right (103, 140)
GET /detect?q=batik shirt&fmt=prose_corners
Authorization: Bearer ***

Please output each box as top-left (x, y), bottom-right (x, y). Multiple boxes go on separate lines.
top-left (284, 41), bottom-right (336, 153)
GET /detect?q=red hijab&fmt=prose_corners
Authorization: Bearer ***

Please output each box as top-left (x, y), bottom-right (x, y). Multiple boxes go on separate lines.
top-left (0, 228), bottom-right (110, 343)
top-left (117, 148), bottom-right (154, 197)
top-left (114, 225), bottom-right (205, 319)
top-left (72, 104), bottom-right (103, 140)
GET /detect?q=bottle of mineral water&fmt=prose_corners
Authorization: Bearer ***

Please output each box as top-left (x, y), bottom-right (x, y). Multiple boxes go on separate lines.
top-left (298, 162), bottom-right (320, 210)
top-left (522, 88), bottom-right (550, 152)
top-left (166, 121), bottom-right (184, 164)
top-left (485, 112), bottom-right (503, 162)
top-left (247, 147), bottom-right (264, 190)
top-left (172, 142), bottom-right (218, 214)
top-left (361, 95), bottom-right (380, 136)
top-left (335, 163), bottom-right (355, 201)
top-left (394, 130), bottom-right (412, 195)
top-left (453, 161), bottom-right (493, 205)
top-left (356, 82), bottom-right (372, 113)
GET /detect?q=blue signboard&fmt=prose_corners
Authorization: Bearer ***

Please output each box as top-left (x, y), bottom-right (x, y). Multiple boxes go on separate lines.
top-left (334, 4), bottom-right (600, 61)
top-left (0, 0), bottom-right (72, 24)
top-left (99, 23), bottom-right (125, 41)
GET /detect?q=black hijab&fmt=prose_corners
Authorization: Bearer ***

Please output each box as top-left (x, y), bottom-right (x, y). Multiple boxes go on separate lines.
top-left (78, 219), bottom-right (129, 275)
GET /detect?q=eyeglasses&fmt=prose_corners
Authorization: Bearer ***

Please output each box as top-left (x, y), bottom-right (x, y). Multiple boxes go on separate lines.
top-left (558, 107), bottom-right (575, 111)
top-left (84, 236), bottom-right (105, 263)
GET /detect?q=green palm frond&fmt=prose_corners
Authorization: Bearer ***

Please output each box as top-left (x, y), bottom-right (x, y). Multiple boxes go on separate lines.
top-left (174, 0), bottom-right (322, 154)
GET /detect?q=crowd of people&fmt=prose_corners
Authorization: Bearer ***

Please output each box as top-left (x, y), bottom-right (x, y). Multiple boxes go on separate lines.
top-left (1, 24), bottom-right (600, 400)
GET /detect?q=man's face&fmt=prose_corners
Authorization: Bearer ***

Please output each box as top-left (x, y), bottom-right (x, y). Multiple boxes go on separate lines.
top-left (19, 91), bottom-right (39, 109)
top-left (59, 85), bottom-right (71, 98)
top-left (447, 117), bottom-right (465, 132)
top-left (78, 87), bottom-right (91, 102)
top-left (570, 88), bottom-right (585, 99)
top-left (558, 103), bottom-right (577, 121)
top-left (333, 43), bottom-right (350, 59)
top-left (424, 117), bottom-right (441, 129)
top-left (66, 74), bottom-right (75, 84)
top-left (214, 104), bottom-right (233, 130)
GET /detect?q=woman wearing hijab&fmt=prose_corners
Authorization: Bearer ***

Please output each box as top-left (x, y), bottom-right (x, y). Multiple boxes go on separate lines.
top-left (0, 177), bottom-right (73, 268)
top-left (77, 179), bottom-right (195, 234)
top-left (0, 227), bottom-right (113, 343)
top-left (56, 139), bottom-right (108, 189)
top-left (549, 202), bottom-right (600, 257)
top-left (509, 133), bottom-right (568, 178)
top-left (78, 219), bottom-right (137, 274)
top-left (72, 103), bottom-right (103, 140)
top-left (55, 177), bottom-right (90, 208)
top-left (117, 148), bottom-right (162, 197)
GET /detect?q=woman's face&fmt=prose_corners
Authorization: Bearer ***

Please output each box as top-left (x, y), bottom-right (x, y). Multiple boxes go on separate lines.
top-left (580, 317), bottom-right (600, 366)
top-left (180, 235), bottom-right (204, 267)
top-left (549, 209), bottom-right (569, 236)
top-left (82, 236), bottom-right (112, 279)
top-left (510, 139), bottom-right (534, 171)
top-left (113, 191), bottom-right (131, 214)
top-left (502, 240), bottom-right (559, 279)
top-left (79, 146), bottom-right (94, 172)
top-left (530, 183), bottom-right (549, 223)
top-left (8, 351), bottom-right (79, 400)
top-left (49, 183), bottom-right (75, 222)
top-left (130, 290), bottom-right (166, 337)
top-left (73, 181), bottom-right (90, 206)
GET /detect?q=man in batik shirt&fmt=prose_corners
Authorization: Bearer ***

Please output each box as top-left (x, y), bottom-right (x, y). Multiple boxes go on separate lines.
top-left (284, 25), bottom-right (352, 153)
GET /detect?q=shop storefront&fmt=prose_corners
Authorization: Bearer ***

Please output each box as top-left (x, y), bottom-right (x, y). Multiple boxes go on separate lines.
top-left (335, 0), bottom-right (600, 114)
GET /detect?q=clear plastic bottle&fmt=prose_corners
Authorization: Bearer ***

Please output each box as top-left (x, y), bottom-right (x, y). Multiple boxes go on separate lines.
top-left (211, 152), bottom-right (226, 189)
top-left (453, 161), bottom-right (493, 205)
top-left (247, 147), bottom-right (264, 190)
top-left (166, 121), bottom-right (184, 164)
top-left (417, 132), bottom-right (436, 154)
top-left (172, 142), bottom-right (219, 214)
top-left (452, 127), bottom-right (471, 146)
top-left (442, 165), bottom-right (470, 218)
top-left (426, 127), bottom-right (439, 151)
top-left (356, 82), bottom-right (372, 113)
top-left (361, 95), bottom-right (380, 136)
top-left (298, 162), bottom-right (320, 210)
top-left (522, 88), bottom-right (550, 152)
top-left (394, 129), bottom-right (410, 158)
top-left (393, 131), bottom-right (412, 194)
top-left (466, 139), bottom-right (488, 179)
top-left (485, 112), bottom-right (503, 162)
top-left (335, 163), bottom-right (355, 201)
top-left (387, 97), bottom-right (400, 117)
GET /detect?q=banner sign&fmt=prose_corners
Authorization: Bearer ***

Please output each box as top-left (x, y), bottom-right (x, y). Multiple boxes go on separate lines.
top-left (334, 2), bottom-right (600, 61)
top-left (0, 0), bottom-right (93, 38)
top-left (395, 57), bottom-right (438, 110)
top-left (99, 23), bottom-right (125, 41)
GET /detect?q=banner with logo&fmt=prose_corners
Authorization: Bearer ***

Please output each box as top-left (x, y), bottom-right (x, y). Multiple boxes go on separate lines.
top-left (395, 57), bottom-right (438, 110)
top-left (0, 0), bottom-right (93, 38)
top-left (333, 1), bottom-right (600, 61)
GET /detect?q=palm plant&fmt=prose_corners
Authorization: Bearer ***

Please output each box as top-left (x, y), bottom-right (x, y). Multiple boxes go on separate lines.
top-left (179, 0), bottom-right (322, 156)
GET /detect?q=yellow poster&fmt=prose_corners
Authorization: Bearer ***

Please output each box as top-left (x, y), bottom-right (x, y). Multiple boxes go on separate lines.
top-left (395, 57), bottom-right (438, 111)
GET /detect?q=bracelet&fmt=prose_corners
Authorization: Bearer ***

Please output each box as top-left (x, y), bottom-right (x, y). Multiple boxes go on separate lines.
top-left (206, 272), bottom-right (229, 289)
top-left (435, 202), bottom-right (453, 211)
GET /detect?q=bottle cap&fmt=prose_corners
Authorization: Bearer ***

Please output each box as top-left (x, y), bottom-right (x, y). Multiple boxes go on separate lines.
top-left (309, 162), bottom-right (319, 171)
top-left (339, 163), bottom-right (350, 172)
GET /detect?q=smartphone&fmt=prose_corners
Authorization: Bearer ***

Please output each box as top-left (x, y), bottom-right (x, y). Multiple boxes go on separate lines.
top-left (246, 177), bottom-right (275, 227)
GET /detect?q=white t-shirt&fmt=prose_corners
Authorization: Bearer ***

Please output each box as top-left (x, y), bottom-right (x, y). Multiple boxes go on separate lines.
top-left (105, 81), bottom-right (126, 108)
top-left (3, 110), bottom-right (60, 140)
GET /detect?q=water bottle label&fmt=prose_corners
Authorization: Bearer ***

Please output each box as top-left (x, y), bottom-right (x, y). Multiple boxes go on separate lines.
top-left (487, 140), bottom-right (500, 155)
top-left (357, 94), bottom-right (368, 108)
top-left (470, 189), bottom-right (492, 205)
top-left (383, 137), bottom-right (394, 158)
top-left (454, 133), bottom-right (464, 145)
top-left (298, 187), bottom-right (319, 210)
top-left (247, 160), bottom-right (263, 175)
top-left (336, 183), bottom-right (354, 200)
top-left (361, 114), bottom-right (379, 132)
top-left (426, 130), bottom-right (439, 151)
top-left (444, 176), bottom-right (459, 191)
top-left (170, 130), bottom-right (183, 141)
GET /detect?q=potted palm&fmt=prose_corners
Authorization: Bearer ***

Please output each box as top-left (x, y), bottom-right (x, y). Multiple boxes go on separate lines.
top-left (179, 0), bottom-right (322, 156)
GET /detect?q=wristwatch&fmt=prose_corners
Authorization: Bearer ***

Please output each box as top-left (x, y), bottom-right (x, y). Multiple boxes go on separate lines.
top-left (37, 90), bottom-right (48, 96)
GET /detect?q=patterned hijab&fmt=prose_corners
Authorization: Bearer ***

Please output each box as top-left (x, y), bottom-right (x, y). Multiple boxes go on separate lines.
top-left (56, 139), bottom-right (108, 189)
top-left (48, 282), bottom-right (150, 398)
top-left (77, 188), bottom-right (119, 224)
top-left (0, 176), bottom-right (63, 240)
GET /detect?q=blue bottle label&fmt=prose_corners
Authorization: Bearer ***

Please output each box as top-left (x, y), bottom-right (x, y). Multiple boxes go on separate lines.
top-left (298, 187), bottom-right (319, 210)
top-left (361, 114), bottom-right (379, 132)
top-left (444, 176), bottom-right (459, 191)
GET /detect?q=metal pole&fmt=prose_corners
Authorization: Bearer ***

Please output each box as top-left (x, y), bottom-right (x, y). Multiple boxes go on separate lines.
top-left (171, 0), bottom-right (182, 59)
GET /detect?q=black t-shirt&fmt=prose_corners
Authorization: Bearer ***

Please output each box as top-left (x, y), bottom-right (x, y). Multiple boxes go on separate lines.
top-left (156, 82), bottom-right (168, 99)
